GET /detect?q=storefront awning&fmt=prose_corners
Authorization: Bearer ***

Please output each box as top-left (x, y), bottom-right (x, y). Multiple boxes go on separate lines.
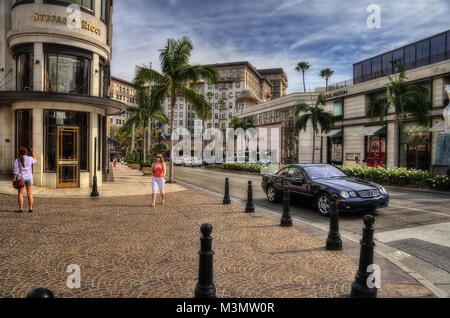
top-left (354, 125), bottom-right (386, 137)
top-left (429, 120), bottom-right (444, 132)
top-left (321, 129), bottom-right (342, 138)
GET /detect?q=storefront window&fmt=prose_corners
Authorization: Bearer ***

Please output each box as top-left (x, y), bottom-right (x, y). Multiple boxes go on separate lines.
top-left (430, 34), bottom-right (446, 64)
top-left (45, 53), bottom-right (91, 95)
top-left (399, 122), bottom-right (431, 171)
top-left (327, 137), bottom-right (342, 165)
top-left (365, 134), bottom-right (386, 167)
top-left (16, 110), bottom-right (33, 155)
top-left (44, 110), bottom-right (89, 172)
top-left (16, 53), bottom-right (34, 91)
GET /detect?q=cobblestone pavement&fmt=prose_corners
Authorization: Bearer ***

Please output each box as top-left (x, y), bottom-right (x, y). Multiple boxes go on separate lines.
top-left (0, 167), bottom-right (434, 298)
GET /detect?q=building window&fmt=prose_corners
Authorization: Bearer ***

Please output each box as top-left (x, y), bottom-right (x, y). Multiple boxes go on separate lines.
top-left (447, 31), bottom-right (450, 60)
top-left (353, 63), bottom-right (362, 84)
top-left (45, 53), bottom-right (91, 95)
top-left (399, 122), bottom-right (430, 170)
top-left (215, 93), bottom-right (218, 99)
top-left (362, 60), bottom-right (371, 82)
top-left (381, 53), bottom-right (393, 76)
top-left (430, 34), bottom-right (446, 64)
top-left (44, 0), bottom-right (93, 11)
top-left (236, 82), bottom-right (241, 88)
top-left (365, 130), bottom-right (387, 167)
top-left (333, 100), bottom-right (343, 119)
top-left (229, 82), bottom-right (233, 89)
top-left (371, 56), bottom-right (382, 79)
top-left (404, 45), bottom-right (415, 70)
top-left (327, 137), bottom-right (342, 165)
top-left (393, 49), bottom-right (404, 73)
top-left (15, 110), bottom-right (33, 155)
top-left (44, 110), bottom-right (89, 172)
top-left (416, 39), bottom-right (430, 68)
top-left (15, 52), bottom-right (34, 91)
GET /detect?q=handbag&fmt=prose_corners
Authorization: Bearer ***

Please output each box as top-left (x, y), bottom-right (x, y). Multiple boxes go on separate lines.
top-left (13, 160), bottom-right (25, 189)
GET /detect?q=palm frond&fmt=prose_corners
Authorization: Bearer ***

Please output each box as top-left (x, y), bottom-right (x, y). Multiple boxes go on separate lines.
top-left (178, 86), bottom-right (211, 121)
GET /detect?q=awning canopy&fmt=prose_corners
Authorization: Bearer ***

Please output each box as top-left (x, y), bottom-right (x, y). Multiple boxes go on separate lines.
top-left (321, 129), bottom-right (342, 138)
top-left (429, 120), bottom-right (444, 132)
top-left (355, 125), bottom-right (386, 137)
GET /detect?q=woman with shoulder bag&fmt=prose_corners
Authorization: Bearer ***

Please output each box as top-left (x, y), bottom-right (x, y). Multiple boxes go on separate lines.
top-left (13, 147), bottom-right (37, 213)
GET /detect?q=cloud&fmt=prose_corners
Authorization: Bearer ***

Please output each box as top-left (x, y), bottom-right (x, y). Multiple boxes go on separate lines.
top-left (110, 0), bottom-right (450, 93)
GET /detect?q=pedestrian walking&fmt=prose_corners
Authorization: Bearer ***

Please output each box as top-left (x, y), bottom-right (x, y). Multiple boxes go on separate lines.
top-left (13, 147), bottom-right (37, 213)
top-left (150, 153), bottom-right (166, 207)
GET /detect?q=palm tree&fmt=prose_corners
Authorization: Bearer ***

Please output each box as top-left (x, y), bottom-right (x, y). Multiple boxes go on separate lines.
top-left (206, 91), bottom-right (214, 129)
top-left (367, 65), bottom-right (430, 166)
top-left (295, 93), bottom-right (334, 163)
top-left (134, 36), bottom-right (219, 182)
top-left (320, 68), bottom-right (334, 92)
top-left (124, 88), bottom-right (167, 162)
top-left (295, 61), bottom-right (310, 93)
top-left (229, 116), bottom-right (255, 130)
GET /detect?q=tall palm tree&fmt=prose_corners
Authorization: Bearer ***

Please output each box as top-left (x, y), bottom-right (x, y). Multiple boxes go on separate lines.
top-left (295, 93), bottom-right (334, 163)
top-left (295, 61), bottom-right (310, 93)
top-left (320, 68), bottom-right (334, 92)
top-left (134, 36), bottom-right (218, 182)
top-left (124, 89), bottom-right (167, 162)
top-left (367, 65), bottom-right (430, 166)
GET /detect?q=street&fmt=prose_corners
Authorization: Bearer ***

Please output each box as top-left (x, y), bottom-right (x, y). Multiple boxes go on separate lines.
top-left (174, 166), bottom-right (450, 296)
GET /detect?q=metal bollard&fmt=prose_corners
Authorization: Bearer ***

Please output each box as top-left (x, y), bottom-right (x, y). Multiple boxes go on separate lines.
top-left (245, 181), bottom-right (255, 213)
top-left (194, 223), bottom-right (216, 298)
top-left (223, 178), bottom-right (231, 205)
top-left (280, 183), bottom-right (292, 227)
top-left (27, 288), bottom-right (55, 298)
top-left (350, 215), bottom-right (378, 298)
top-left (91, 137), bottom-right (99, 197)
top-left (326, 195), bottom-right (342, 250)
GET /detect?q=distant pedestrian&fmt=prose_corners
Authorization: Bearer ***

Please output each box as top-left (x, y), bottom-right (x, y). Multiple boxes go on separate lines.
top-left (13, 147), bottom-right (37, 213)
top-left (150, 153), bottom-right (166, 207)
top-left (113, 157), bottom-right (117, 167)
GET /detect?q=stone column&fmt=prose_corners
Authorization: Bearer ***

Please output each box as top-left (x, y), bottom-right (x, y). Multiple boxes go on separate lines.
top-left (33, 43), bottom-right (44, 91)
top-left (387, 121), bottom-right (398, 168)
top-left (91, 53), bottom-right (99, 97)
top-left (32, 107), bottom-right (44, 186)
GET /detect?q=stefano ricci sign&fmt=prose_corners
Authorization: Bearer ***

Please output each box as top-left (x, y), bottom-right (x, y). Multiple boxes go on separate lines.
top-left (32, 12), bottom-right (101, 36)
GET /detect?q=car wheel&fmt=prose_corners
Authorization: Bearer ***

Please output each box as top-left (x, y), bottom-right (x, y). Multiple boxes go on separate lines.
top-left (266, 184), bottom-right (280, 203)
top-left (316, 193), bottom-right (332, 216)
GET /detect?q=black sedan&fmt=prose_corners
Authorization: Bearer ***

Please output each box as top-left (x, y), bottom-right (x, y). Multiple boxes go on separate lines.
top-left (261, 164), bottom-right (389, 216)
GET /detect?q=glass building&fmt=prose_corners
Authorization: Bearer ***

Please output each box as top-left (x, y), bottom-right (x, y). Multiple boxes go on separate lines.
top-left (0, 0), bottom-right (126, 188)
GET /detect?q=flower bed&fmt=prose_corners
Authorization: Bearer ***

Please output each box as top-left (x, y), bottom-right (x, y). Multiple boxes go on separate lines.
top-left (339, 165), bottom-right (450, 191)
top-left (205, 163), bottom-right (280, 174)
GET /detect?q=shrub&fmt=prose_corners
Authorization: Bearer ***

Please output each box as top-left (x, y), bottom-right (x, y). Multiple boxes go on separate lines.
top-left (206, 163), bottom-right (281, 174)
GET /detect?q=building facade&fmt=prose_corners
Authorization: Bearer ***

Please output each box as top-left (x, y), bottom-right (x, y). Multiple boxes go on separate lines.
top-left (258, 68), bottom-right (288, 99)
top-left (109, 76), bottom-right (137, 127)
top-left (324, 30), bottom-right (450, 170)
top-left (0, 0), bottom-right (126, 188)
top-left (161, 61), bottom-right (287, 136)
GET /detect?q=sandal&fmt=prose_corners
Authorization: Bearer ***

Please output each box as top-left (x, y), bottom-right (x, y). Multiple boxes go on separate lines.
top-left (150, 203), bottom-right (155, 207)
top-left (15, 210), bottom-right (24, 213)
top-left (161, 201), bottom-right (165, 206)
top-left (28, 210), bottom-right (33, 213)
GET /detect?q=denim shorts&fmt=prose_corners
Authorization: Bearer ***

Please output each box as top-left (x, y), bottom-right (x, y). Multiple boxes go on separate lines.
top-left (24, 178), bottom-right (33, 186)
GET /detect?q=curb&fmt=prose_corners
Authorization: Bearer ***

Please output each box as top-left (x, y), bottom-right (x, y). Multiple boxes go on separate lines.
top-left (176, 178), bottom-right (446, 298)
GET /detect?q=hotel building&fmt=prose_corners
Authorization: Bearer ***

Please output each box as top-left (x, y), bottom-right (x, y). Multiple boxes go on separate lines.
top-left (0, 0), bottom-right (126, 188)
top-left (109, 76), bottom-right (137, 127)
top-left (161, 61), bottom-right (287, 135)
top-left (323, 30), bottom-right (450, 171)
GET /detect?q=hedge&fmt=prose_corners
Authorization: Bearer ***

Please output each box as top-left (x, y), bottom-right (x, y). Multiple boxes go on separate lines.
top-left (205, 163), bottom-right (280, 174)
top-left (339, 165), bottom-right (450, 190)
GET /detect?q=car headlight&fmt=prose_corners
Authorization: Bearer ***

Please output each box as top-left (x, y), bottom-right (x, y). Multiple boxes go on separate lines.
top-left (349, 191), bottom-right (357, 198)
top-left (379, 186), bottom-right (387, 194)
top-left (340, 191), bottom-right (350, 199)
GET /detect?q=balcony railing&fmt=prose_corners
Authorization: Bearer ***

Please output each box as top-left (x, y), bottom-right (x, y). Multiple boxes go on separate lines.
top-left (328, 79), bottom-right (353, 91)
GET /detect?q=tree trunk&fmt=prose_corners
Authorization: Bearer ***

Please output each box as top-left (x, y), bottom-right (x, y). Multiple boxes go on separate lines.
top-left (312, 129), bottom-right (316, 163)
top-left (169, 96), bottom-right (175, 183)
top-left (131, 123), bottom-right (135, 151)
top-left (148, 119), bottom-right (152, 159)
top-left (302, 71), bottom-right (306, 93)
top-left (325, 78), bottom-right (328, 92)
top-left (143, 126), bottom-right (147, 162)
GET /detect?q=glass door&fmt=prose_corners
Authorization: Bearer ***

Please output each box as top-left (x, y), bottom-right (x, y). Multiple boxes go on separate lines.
top-left (57, 126), bottom-right (79, 188)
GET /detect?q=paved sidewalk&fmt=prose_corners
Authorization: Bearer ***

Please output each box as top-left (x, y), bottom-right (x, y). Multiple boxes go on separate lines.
top-left (0, 166), bottom-right (434, 298)
top-left (0, 163), bottom-right (185, 198)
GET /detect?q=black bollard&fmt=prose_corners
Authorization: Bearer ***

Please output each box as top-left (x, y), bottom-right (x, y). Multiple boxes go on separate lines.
top-left (350, 215), bottom-right (378, 298)
top-left (27, 288), bottom-right (54, 298)
top-left (91, 137), bottom-right (99, 197)
top-left (194, 223), bottom-right (216, 298)
top-left (245, 181), bottom-right (255, 213)
top-left (280, 182), bottom-right (292, 227)
top-left (326, 194), bottom-right (342, 250)
top-left (223, 178), bottom-right (231, 205)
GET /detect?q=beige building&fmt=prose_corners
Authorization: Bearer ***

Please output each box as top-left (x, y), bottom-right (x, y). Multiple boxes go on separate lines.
top-left (258, 68), bottom-right (288, 99)
top-left (324, 30), bottom-right (450, 170)
top-left (0, 0), bottom-right (126, 188)
top-left (161, 61), bottom-right (286, 136)
top-left (109, 76), bottom-right (137, 127)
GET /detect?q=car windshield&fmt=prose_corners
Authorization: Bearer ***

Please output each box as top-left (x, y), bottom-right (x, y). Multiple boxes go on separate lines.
top-left (303, 165), bottom-right (346, 179)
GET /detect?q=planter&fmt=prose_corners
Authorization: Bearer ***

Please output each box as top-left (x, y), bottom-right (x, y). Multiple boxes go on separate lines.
top-left (141, 167), bottom-right (153, 176)
top-left (129, 163), bottom-right (140, 169)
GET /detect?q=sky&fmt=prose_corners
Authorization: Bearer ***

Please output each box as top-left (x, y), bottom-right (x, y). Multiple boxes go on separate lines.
top-left (110, 0), bottom-right (450, 93)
